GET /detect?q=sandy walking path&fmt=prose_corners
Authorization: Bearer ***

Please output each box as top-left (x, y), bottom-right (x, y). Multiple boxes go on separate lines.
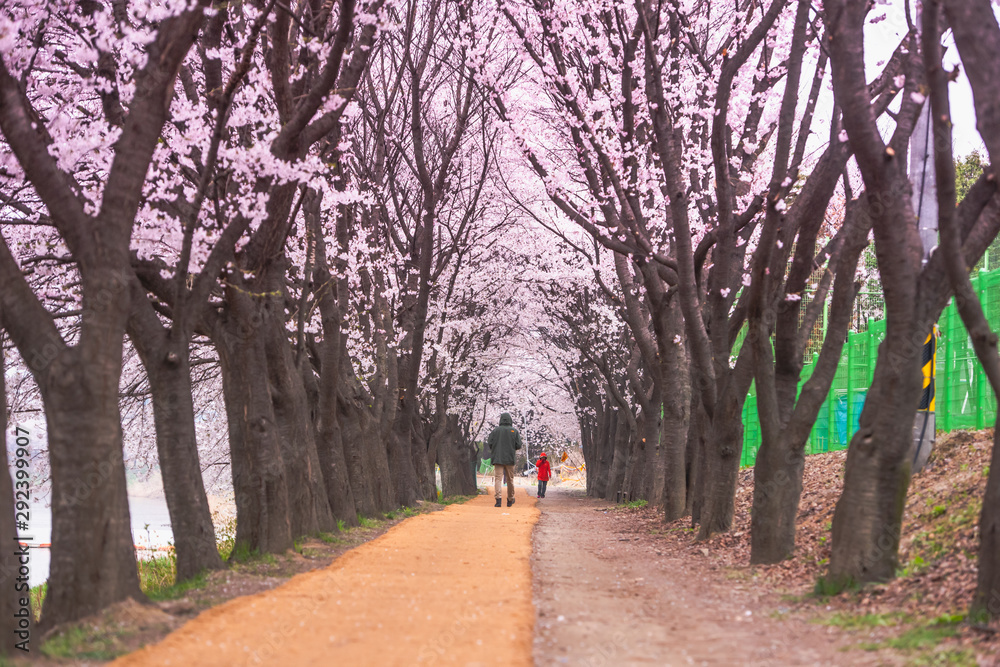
top-left (114, 488), bottom-right (538, 666)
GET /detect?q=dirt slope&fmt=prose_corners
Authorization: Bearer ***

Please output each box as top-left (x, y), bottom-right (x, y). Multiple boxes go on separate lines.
top-left (113, 489), bottom-right (539, 666)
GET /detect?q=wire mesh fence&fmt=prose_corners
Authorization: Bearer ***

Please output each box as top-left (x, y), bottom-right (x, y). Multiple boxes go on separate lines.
top-left (740, 266), bottom-right (1000, 467)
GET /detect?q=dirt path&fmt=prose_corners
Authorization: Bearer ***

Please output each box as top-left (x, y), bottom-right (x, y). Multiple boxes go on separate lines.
top-left (113, 488), bottom-right (538, 666)
top-left (532, 489), bottom-right (890, 666)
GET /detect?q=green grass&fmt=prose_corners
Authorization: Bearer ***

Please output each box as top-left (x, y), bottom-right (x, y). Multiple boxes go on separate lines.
top-left (138, 551), bottom-right (214, 600)
top-left (900, 499), bottom-right (982, 578)
top-left (813, 574), bottom-right (862, 597)
top-left (227, 542), bottom-right (278, 565)
top-left (41, 627), bottom-right (117, 660)
top-left (437, 494), bottom-right (475, 506)
top-left (229, 541), bottom-right (256, 563)
top-left (30, 582), bottom-right (46, 622)
top-left (215, 514), bottom-right (237, 561)
top-left (383, 505), bottom-right (423, 518)
top-left (819, 611), bottom-right (973, 662)
top-left (860, 625), bottom-right (957, 651)
top-left (816, 611), bottom-right (910, 630)
top-left (619, 499), bottom-right (648, 509)
top-left (95, 514), bottom-right (234, 602)
top-left (358, 514), bottom-right (381, 529)
top-left (148, 570), bottom-right (210, 602)
top-left (906, 648), bottom-right (979, 666)
top-left (857, 614), bottom-right (965, 653)
top-left (30, 554), bottom-right (212, 614)
top-left (137, 554), bottom-right (178, 597)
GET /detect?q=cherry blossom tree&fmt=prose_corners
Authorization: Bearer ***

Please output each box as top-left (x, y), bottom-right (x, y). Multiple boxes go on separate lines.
top-left (536, 257), bottom-right (637, 499)
top-left (342, 0), bottom-right (512, 505)
top-left (128, 0), bottom-right (390, 554)
top-left (480, 0), bottom-right (695, 519)
top-left (740, 2), bottom-right (907, 565)
top-left (926, 0), bottom-right (1000, 621)
top-left (0, 0), bottom-right (211, 628)
top-left (821, 0), bottom-right (1000, 591)
top-left (122, 0), bottom-right (281, 583)
top-left (481, 0), bottom-right (835, 533)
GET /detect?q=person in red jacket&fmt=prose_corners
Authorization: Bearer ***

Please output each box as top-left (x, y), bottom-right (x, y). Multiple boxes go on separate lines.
top-left (536, 452), bottom-right (552, 498)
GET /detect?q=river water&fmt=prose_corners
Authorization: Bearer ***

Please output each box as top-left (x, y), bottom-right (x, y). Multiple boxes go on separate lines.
top-left (24, 494), bottom-right (193, 587)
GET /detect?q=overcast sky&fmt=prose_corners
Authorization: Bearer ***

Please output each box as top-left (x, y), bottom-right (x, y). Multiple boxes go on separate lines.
top-left (867, 1), bottom-right (986, 158)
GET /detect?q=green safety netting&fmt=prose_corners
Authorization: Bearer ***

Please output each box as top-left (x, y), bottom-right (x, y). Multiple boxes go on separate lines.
top-left (740, 268), bottom-right (1000, 467)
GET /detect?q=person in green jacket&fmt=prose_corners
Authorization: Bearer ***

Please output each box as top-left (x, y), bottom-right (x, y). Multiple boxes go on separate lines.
top-left (487, 412), bottom-right (522, 507)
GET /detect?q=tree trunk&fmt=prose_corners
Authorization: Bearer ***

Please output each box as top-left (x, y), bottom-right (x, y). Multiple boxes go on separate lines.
top-left (214, 287), bottom-right (293, 557)
top-left (263, 302), bottom-right (335, 537)
top-left (127, 266), bottom-right (225, 580)
top-left (304, 355), bottom-right (359, 527)
top-left (591, 402), bottom-right (613, 498)
top-left (661, 310), bottom-right (691, 521)
top-left (395, 403), bottom-right (436, 501)
top-left (579, 396), bottom-right (608, 498)
top-left (827, 340), bottom-right (923, 587)
top-left (605, 413), bottom-right (630, 502)
top-left (921, 3), bottom-right (1000, 620)
top-left (392, 245), bottom-right (436, 502)
top-left (686, 394), bottom-right (707, 522)
top-left (661, 392), bottom-right (690, 521)
top-left (302, 358), bottom-right (360, 530)
top-left (345, 374), bottom-right (396, 513)
top-left (643, 409), bottom-right (661, 501)
top-left (142, 343), bottom-right (224, 579)
top-left (41, 349), bottom-right (143, 630)
top-left (749, 433), bottom-right (805, 564)
top-left (388, 417), bottom-right (422, 508)
top-left (458, 422), bottom-right (478, 495)
top-left (696, 386), bottom-right (747, 539)
top-left (429, 409), bottom-right (449, 495)
top-left (420, 415), bottom-right (437, 495)
top-left (306, 191), bottom-right (362, 525)
top-left (621, 411), bottom-right (654, 501)
top-left (439, 414), bottom-right (476, 497)
top-left (580, 413), bottom-right (595, 496)
top-left (337, 372), bottom-right (378, 519)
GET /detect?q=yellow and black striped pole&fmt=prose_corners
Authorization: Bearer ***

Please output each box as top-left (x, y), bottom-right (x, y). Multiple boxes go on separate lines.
top-left (918, 329), bottom-right (936, 412)
top-left (912, 326), bottom-right (938, 472)
top-left (910, 53), bottom-right (938, 473)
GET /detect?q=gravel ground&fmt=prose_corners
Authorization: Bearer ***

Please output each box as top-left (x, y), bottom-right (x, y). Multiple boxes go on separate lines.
top-left (531, 487), bottom-right (894, 666)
